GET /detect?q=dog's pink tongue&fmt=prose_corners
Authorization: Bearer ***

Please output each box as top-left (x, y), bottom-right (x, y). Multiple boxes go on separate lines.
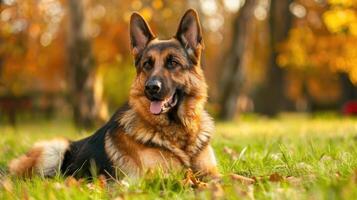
top-left (150, 101), bottom-right (163, 114)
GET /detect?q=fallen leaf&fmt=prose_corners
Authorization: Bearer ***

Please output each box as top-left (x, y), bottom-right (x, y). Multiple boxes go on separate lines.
top-left (223, 146), bottom-right (238, 160)
top-left (269, 173), bottom-right (284, 182)
top-left (86, 183), bottom-right (95, 190)
top-left (197, 181), bottom-right (209, 189)
top-left (182, 168), bottom-right (195, 186)
top-left (233, 185), bottom-right (248, 197)
top-left (231, 174), bottom-right (255, 185)
top-left (1, 178), bottom-right (13, 193)
top-left (210, 182), bottom-right (224, 200)
top-left (98, 175), bottom-right (107, 189)
top-left (65, 176), bottom-right (80, 187)
top-left (22, 186), bottom-right (29, 200)
top-left (233, 184), bottom-right (255, 199)
top-left (286, 176), bottom-right (302, 186)
top-left (353, 169), bottom-right (357, 183)
top-left (252, 176), bottom-right (264, 182)
top-left (247, 185), bottom-right (255, 200)
top-left (182, 168), bottom-right (208, 189)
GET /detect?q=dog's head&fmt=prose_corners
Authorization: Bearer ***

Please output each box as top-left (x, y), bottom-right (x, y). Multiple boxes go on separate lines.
top-left (128, 9), bottom-right (207, 124)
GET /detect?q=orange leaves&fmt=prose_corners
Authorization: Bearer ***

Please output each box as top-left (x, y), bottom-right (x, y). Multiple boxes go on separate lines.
top-left (324, 0), bottom-right (357, 36)
top-left (231, 174), bottom-right (256, 185)
top-left (152, 0), bottom-right (163, 10)
top-left (64, 175), bottom-right (108, 190)
top-left (96, 175), bottom-right (109, 190)
top-left (182, 169), bottom-right (225, 199)
top-left (323, 8), bottom-right (357, 34)
top-left (278, 0), bottom-right (357, 93)
top-left (269, 173), bottom-right (284, 182)
top-left (182, 168), bottom-right (208, 189)
top-left (231, 172), bottom-right (304, 187)
top-left (64, 176), bottom-right (81, 187)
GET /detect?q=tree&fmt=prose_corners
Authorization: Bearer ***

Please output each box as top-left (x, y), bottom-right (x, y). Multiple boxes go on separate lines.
top-left (67, 0), bottom-right (97, 129)
top-left (340, 73), bottom-right (357, 104)
top-left (277, 0), bottom-right (357, 108)
top-left (0, 0), bottom-right (2, 78)
top-left (218, 0), bottom-right (257, 120)
top-left (253, 0), bottom-right (293, 116)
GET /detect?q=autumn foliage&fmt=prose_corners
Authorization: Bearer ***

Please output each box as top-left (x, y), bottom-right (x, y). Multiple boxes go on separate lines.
top-left (0, 0), bottom-right (356, 124)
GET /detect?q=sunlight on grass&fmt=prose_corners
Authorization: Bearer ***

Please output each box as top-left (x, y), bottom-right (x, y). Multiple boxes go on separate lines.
top-left (1, 114), bottom-right (357, 199)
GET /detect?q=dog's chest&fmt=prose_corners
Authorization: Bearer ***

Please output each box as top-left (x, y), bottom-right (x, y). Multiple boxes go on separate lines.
top-left (159, 125), bottom-right (192, 148)
top-left (138, 147), bottom-right (182, 170)
top-left (106, 131), bottom-right (183, 173)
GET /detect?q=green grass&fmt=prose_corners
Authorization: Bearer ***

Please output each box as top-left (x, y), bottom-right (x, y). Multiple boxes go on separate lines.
top-left (1, 114), bottom-right (357, 199)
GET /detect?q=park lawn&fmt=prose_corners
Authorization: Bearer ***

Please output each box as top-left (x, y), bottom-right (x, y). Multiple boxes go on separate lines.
top-left (1, 114), bottom-right (357, 199)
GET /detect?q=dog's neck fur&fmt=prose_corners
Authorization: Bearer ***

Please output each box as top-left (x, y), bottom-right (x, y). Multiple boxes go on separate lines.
top-left (119, 94), bottom-right (214, 167)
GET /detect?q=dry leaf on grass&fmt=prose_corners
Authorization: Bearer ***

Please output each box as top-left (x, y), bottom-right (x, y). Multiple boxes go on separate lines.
top-left (252, 176), bottom-right (264, 182)
top-left (1, 178), bottom-right (13, 193)
top-left (86, 183), bottom-right (96, 190)
top-left (98, 175), bottom-right (107, 189)
top-left (286, 176), bottom-right (302, 186)
top-left (231, 174), bottom-right (256, 185)
top-left (269, 173), bottom-right (284, 182)
top-left (22, 186), bottom-right (29, 200)
top-left (210, 182), bottom-right (225, 200)
top-left (182, 168), bottom-right (208, 189)
top-left (233, 184), bottom-right (255, 199)
top-left (352, 169), bottom-right (357, 183)
top-left (223, 146), bottom-right (238, 160)
top-left (247, 185), bottom-right (255, 200)
top-left (65, 176), bottom-right (80, 187)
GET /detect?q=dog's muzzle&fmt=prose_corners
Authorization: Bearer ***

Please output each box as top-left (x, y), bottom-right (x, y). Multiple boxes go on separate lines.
top-left (144, 78), bottom-right (179, 115)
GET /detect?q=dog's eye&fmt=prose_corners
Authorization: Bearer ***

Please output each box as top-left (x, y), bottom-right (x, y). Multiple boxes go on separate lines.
top-left (143, 60), bottom-right (153, 71)
top-left (166, 59), bottom-right (180, 70)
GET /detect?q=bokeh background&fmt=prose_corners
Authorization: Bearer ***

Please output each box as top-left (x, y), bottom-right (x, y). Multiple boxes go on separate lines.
top-left (0, 0), bottom-right (356, 129)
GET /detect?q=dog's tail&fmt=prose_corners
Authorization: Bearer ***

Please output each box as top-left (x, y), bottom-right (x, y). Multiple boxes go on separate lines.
top-left (8, 139), bottom-right (70, 177)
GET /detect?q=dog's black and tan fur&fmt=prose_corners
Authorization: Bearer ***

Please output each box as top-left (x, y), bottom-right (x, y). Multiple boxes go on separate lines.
top-left (9, 9), bottom-right (220, 179)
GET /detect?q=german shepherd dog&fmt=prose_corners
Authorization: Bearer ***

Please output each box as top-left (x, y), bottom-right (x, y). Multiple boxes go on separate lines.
top-left (9, 9), bottom-right (219, 180)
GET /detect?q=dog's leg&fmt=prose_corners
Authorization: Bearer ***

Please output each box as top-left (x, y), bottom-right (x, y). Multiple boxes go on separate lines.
top-left (191, 145), bottom-right (221, 180)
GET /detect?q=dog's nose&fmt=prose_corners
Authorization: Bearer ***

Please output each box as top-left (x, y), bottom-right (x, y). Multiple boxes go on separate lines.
top-left (145, 79), bottom-right (162, 94)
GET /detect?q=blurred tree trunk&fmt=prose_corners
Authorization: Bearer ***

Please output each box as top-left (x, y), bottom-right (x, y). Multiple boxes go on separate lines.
top-left (67, 0), bottom-right (97, 129)
top-left (218, 0), bottom-right (257, 120)
top-left (339, 73), bottom-right (357, 103)
top-left (0, 0), bottom-right (3, 77)
top-left (253, 0), bottom-right (293, 116)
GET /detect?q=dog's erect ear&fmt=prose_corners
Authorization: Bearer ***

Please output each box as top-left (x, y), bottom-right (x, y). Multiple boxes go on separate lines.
top-left (176, 9), bottom-right (204, 63)
top-left (130, 13), bottom-right (155, 57)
